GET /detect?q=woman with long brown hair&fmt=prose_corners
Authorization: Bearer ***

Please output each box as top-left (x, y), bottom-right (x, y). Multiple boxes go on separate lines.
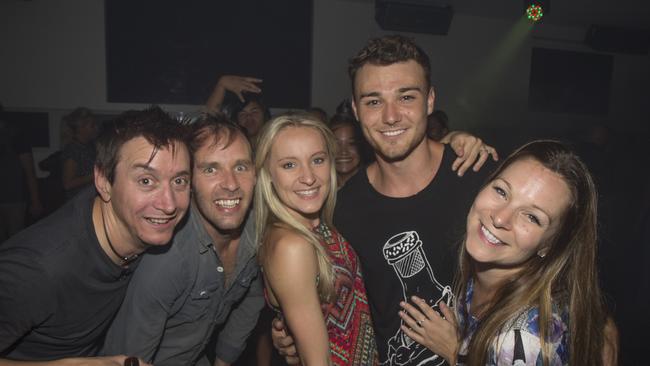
top-left (399, 140), bottom-right (617, 365)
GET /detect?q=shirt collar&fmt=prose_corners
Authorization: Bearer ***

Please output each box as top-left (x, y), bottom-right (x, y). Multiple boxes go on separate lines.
top-left (187, 204), bottom-right (258, 260)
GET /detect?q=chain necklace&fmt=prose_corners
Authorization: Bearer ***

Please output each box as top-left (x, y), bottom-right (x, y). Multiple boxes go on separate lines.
top-left (101, 206), bottom-right (139, 265)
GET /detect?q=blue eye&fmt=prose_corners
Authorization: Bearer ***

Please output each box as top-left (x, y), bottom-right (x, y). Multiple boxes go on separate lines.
top-left (282, 162), bottom-right (296, 169)
top-left (313, 157), bottom-right (325, 165)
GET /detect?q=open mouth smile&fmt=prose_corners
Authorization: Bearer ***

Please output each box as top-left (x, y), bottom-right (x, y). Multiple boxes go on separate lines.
top-left (146, 217), bottom-right (175, 225)
top-left (215, 199), bottom-right (241, 209)
top-left (295, 188), bottom-right (319, 198)
top-left (481, 224), bottom-right (504, 245)
top-left (381, 128), bottom-right (406, 137)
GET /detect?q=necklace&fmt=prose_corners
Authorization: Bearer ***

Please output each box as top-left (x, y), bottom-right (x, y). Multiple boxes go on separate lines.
top-left (101, 206), bottom-right (139, 265)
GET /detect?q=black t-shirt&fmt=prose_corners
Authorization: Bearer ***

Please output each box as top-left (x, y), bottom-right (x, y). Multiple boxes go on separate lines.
top-left (0, 187), bottom-right (138, 360)
top-left (335, 145), bottom-right (492, 366)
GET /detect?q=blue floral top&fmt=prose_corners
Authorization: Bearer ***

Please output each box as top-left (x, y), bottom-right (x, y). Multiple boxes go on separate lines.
top-left (457, 279), bottom-right (570, 365)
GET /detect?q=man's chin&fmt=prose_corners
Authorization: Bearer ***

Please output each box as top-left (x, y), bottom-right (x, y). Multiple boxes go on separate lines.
top-left (377, 150), bottom-right (410, 163)
top-left (139, 233), bottom-right (175, 247)
top-left (215, 222), bottom-right (245, 234)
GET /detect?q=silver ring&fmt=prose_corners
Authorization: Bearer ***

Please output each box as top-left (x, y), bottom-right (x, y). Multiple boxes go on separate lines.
top-left (416, 319), bottom-right (424, 327)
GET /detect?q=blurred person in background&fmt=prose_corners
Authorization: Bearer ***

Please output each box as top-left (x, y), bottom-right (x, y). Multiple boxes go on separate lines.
top-left (61, 107), bottom-right (99, 200)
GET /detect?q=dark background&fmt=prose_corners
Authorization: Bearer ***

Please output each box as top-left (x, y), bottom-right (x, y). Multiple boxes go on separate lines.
top-left (105, 0), bottom-right (313, 108)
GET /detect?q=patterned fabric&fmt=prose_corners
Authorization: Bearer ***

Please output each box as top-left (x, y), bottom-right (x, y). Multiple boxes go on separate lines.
top-left (457, 279), bottom-right (570, 366)
top-left (314, 223), bottom-right (379, 366)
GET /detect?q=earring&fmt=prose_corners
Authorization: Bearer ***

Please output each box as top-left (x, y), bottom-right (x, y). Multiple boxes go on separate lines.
top-left (537, 251), bottom-right (546, 258)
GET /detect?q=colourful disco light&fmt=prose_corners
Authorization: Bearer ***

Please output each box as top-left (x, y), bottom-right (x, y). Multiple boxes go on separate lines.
top-left (526, 4), bottom-right (544, 22)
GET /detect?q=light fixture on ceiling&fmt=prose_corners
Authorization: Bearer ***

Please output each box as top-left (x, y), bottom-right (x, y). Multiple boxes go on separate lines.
top-left (524, 0), bottom-right (548, 22)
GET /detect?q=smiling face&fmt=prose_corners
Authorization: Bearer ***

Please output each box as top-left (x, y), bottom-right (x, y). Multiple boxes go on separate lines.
top-left (192, 130), bottom-right (256, 236)
top-left (268, 126), bottom-right (331, 227)
top-left (351, 60), bottom-right (434, 162)
top-left (332, 123), bottom-right (361, 177)
top-left (465, 158), bottom-right (572, 274)
top-left (97, 136), bottom-right (191, 249)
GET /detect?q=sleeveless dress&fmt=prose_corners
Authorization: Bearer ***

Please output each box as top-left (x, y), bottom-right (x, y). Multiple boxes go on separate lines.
top-left (266, 223), bottom-right (378, 365)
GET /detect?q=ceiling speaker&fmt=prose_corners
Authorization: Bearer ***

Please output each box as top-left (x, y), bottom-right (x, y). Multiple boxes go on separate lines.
top-left (375, 0), bottom-right (454, 35)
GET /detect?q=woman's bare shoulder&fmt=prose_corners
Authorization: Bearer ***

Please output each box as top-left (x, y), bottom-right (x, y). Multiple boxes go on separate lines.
top-left (265, 226), bottom-right (313, 259)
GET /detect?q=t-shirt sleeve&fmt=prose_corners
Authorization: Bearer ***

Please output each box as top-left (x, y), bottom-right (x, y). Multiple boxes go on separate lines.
top-left (0, 250), bottom-right (54, 353)
top-left (101, 252), bottom-right (187, 361)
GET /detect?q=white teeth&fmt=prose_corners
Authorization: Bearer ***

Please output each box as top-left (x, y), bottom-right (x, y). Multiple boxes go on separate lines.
top-left (147, 218), bottom-right (171, 224)
top-left (296, 188), bottom-right (318, 196)
top-left (382, 129), bottom-right (405, 137)
top-left (481, 225), bottom-right (502, 245)
top-left (215, 199), bottom-right (240, 208)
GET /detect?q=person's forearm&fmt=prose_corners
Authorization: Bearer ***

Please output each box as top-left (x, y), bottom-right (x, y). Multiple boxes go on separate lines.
top-left (205, 84), bottom-right (227, 113)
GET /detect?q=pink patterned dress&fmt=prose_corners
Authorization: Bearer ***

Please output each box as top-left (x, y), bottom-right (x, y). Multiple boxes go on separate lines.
top-left (314, 223), bottom-right (379, 366)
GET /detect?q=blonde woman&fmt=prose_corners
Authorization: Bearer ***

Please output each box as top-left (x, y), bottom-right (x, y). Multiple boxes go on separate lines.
top-left (255, 113), bottom-right (377, 366)
top-left (399, 140), bottom-right (618, 365)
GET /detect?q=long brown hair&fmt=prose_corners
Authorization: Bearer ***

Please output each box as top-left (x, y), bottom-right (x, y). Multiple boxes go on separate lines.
top-left (457, 140), bottom-right (607, 365)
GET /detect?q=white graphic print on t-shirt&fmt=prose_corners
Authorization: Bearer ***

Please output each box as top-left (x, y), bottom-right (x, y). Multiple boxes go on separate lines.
top-left (381, 231), bottom-right (454, 366)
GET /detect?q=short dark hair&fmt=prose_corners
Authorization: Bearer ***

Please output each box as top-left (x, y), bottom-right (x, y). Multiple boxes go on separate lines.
top-left (348, 35), bottom-right (431, 94)
top-left (329, 113), bottom-right (373, 166)
top-left (95, 106), bottom-right (190, 183)
top-left (188, 112), bottom-right (251, 159)
top-left (223, 93), bottom-right (272, 123)
top-left (63, 107), bottom-right (94, 132)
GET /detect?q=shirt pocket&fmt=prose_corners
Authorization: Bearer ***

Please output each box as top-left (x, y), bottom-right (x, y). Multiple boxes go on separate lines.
top-left (228, 265), bottom-right (258, 300)
top-left (177, 281), bottom-right (221, 322)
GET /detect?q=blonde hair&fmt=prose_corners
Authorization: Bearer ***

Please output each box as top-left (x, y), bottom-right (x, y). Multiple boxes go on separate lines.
top-left (254, 113), bottom-right (339, 301)
top-left (457, 140), bottom-right (608, 366)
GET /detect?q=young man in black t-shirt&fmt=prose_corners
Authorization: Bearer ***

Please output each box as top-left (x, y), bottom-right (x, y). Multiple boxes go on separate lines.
top-left (272, 35), bottom-right (497, 365)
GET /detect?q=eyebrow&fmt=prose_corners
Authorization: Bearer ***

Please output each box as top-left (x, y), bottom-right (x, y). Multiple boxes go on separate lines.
top-left (496, 177), bottom-right (552, 221)
top-left (196, 161), bottom-right (219, 170)
top-left (358, 86), bottom-right (423, 99)
top-left (398, 86), bottom-right (423, 93)
top-left (235, 159), bottom-right (253, 166)
top-left (276, 151), bottom-right (327, 162)
top-left (132, 163), bottom-right (190, 177)
top-left (197, 159), bottom-right (252, 169)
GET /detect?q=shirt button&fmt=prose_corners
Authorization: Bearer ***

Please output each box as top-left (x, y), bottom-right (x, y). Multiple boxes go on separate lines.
top-left (217, 266), bottom-right (224, 272)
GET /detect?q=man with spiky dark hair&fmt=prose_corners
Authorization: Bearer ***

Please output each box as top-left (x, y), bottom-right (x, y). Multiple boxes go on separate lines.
top-left (0, 106), bottom-right (192, 365)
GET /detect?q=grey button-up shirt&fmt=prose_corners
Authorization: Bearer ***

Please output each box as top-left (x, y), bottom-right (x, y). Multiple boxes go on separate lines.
top-left (102, 205), bottom-right (263, 365)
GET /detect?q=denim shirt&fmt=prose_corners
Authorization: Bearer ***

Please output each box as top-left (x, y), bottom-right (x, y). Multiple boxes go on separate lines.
top-left (102, 205), bottom-right (264, 365)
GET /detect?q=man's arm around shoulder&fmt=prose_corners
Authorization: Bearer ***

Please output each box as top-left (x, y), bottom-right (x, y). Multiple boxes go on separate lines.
top-left (102, 251), bottom-right (189, 362)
